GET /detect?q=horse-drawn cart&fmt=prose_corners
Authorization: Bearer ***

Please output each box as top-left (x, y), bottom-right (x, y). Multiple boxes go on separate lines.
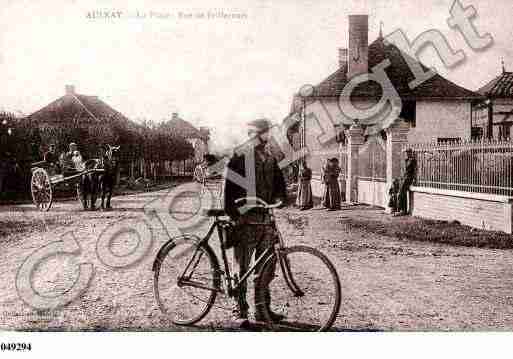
top-left (30, 159), bottom-right (104, 211)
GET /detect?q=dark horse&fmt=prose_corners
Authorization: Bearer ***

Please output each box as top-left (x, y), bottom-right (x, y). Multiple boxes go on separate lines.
top-left (97, 144), bottom-right (120, 210)
top-left (78, 159), bottom-right (100, 210)
top-left (77, 145), bottom-right (120, 210)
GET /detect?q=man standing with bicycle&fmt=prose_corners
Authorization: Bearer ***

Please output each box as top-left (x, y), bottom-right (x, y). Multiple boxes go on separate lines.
top-left (224, 118), bottom-right (288, 324)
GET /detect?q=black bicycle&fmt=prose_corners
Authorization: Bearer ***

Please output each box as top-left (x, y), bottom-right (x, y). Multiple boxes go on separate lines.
top-left (152, 197), bottom-right (341, 331)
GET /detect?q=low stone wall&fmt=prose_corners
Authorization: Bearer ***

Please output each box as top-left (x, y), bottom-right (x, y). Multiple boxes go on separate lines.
top-left (410, 186), bottom-right (513, 233)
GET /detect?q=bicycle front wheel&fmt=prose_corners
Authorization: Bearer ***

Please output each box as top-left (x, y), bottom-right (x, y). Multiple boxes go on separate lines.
top-left (153, 237), bottom-right (221, 326)
top-left (256, 245), bottom-right (341, 331)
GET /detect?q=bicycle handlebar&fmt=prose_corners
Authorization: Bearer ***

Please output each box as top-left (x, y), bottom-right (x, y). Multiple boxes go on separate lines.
top-left (234, 197), bottom-right (283, 209)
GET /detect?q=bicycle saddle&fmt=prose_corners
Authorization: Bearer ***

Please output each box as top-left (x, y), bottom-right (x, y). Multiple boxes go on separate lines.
top-left (202, 209), bottom-right (226, 217)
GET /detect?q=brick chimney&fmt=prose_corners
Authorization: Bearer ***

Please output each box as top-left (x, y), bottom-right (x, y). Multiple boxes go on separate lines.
top-left (65, 85), bottom-right (75, 95)
top-left (347, 15), bottom-right (369, 78)
top-left (339, 48), bottom-right (348, 69)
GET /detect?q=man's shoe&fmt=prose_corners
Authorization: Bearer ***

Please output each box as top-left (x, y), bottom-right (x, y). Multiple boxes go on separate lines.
top-left (256, 289), bottom-right (286, 323)
top-left (233, 309), bottom-right (248, 320)
top-left (232, 303), bottom-right (250, 328)
top-left (255, 310), bottom-right (286, 323)
top-left (232, 301), bottom-right (249, 319)
top-left (269, 311), bottom-right (286, 323)
top-left (236, 318), bottom-right (251, 329)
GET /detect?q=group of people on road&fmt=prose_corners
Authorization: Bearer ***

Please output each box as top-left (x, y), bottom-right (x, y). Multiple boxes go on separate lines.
top-left (295, 157), bottom-right (343, 211)
top-left (296, 151), bottom-right (416, 215)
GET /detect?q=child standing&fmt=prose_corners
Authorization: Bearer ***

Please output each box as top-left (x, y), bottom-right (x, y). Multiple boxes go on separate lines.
top-left (388, 178), bottom-right (400, 213)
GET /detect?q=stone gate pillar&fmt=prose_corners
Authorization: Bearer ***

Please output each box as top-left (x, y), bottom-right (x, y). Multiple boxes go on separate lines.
top-left (385, 120), bottom-right (410, 213)
top-left (338, 142), bottom-right (347, 202)
top-left (345, 124), bottom-right (364, 204)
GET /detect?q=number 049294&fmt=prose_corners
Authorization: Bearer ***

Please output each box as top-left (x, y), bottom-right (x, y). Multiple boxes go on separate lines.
top-left (1, 343), bottom-right (32, 351)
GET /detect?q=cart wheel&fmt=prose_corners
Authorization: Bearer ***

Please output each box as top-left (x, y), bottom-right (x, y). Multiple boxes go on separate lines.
top-left (31, 168), bottom-right (53, 211)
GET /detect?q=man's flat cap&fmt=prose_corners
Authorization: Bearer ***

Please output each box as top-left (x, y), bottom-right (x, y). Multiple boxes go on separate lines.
top-left (247, 118), bottom-right (272, 132)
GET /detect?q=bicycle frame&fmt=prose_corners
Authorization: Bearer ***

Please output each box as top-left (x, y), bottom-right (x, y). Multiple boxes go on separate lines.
top-left (177, 217), bottom-right (276, 296)
top-left (176, 206), bottom-right (305, 299)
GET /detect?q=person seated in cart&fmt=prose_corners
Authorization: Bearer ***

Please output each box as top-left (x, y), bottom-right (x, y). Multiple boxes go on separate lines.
top-left (60, 142), bottom-right (85, 175)
top-left (44, 143), bottom-right (61, 174)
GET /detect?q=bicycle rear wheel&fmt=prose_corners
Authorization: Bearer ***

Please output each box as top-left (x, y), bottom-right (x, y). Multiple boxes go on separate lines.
top-left (256, 245), bottom-right (341, 331)
top-left (153, 237), bottom-right (221, 326)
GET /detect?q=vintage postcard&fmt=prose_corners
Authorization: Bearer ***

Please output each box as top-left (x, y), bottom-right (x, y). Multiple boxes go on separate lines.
top-left (1, 0), bottom-right (512, 356)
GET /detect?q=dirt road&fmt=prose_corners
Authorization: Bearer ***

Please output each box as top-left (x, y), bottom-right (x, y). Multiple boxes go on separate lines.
top-left (1, 185), bottom-right (513, 331)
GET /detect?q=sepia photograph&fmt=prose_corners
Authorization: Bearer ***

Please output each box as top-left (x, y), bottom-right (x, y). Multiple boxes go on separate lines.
top-left (1, 0), bottom-right (513, 356)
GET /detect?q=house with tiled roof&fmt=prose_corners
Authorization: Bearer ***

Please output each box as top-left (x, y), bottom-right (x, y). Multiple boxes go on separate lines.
top-left (25, 85), bottom-right (149, 180)
top-left (159, 113), bottom-right (210, 163)
top-left (474, 66), bottom-right (513, 140)
top-left (287, 15), bottom-right (482, 207)
top-left (28, 85), bottom-right (137, 128)
top-left (26, 85), bottom-right (140, 156)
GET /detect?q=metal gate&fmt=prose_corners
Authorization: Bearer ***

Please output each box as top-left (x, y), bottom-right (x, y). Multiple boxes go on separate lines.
top-left (357, 134), bottom-right (387, 207)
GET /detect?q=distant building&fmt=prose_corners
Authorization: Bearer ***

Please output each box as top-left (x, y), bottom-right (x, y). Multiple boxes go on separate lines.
top-left (26, 85), bottom-right (138, 156)
top-left (475, 66), bottom-right (513, 140)
top-left (160, 113), bottom-right (210, 163)
top-left (286, 15), bottom-right (482, 207)
top-left (25, 85), bottom-right (151, 181)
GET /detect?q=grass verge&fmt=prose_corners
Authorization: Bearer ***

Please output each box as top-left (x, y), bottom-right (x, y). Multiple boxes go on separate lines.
top-left (341, 217), bottom-right (513, 249)
top-left (0, 217), bottom-right (73, 239)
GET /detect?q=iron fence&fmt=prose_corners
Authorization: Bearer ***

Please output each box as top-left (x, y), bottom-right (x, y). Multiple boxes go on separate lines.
top-left (407, 140), bottom-right (513, 196)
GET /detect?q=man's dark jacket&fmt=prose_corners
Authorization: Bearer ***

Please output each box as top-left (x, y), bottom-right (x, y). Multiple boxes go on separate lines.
top-left (223, 146), bottom-right (287, 220)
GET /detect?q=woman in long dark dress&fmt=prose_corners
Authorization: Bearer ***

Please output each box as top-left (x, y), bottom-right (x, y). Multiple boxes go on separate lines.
top-left (322, 158), bottom-right (341, 210)
top-left (296, 161), bottom-right (313, 210)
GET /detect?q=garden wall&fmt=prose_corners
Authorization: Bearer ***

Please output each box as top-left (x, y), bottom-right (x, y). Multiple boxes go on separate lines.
top-left (410, 186), bottom-right (513, 234)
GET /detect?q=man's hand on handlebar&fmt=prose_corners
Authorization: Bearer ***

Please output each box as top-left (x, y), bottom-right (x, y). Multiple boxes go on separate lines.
top-left (277, 198), bottom-right (288, 209)
top-left (234, 197), bottom-right (285, 212)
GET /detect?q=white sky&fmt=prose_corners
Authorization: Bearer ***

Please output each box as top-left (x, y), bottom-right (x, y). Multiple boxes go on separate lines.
top-left (1, 0), bottom-right (512, 151)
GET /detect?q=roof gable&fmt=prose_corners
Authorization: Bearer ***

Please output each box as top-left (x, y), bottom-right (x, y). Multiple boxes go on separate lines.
top-left (27, 93), bottom-right (138, 131)
top-left (478, 72), bottom-right (513, 98)
top-left (311, 37), bottom-right (481, 101)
